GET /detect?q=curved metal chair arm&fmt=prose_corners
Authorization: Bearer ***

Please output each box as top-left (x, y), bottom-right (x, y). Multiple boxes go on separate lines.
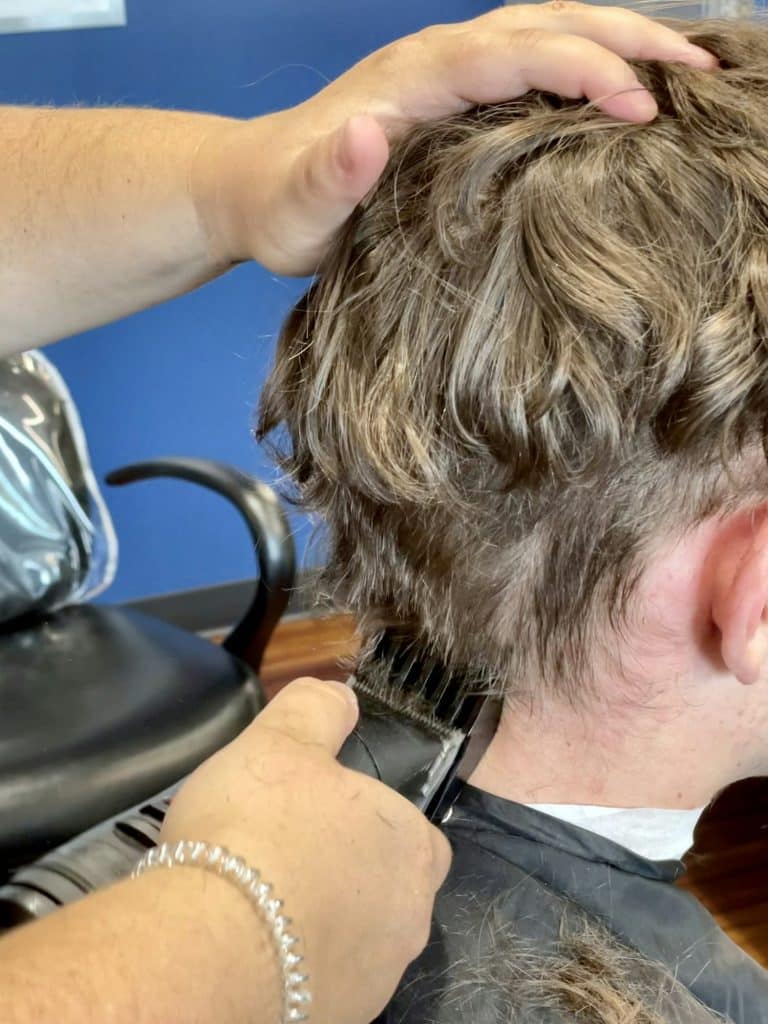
top-left (106, 457), bottom-right (296, 673)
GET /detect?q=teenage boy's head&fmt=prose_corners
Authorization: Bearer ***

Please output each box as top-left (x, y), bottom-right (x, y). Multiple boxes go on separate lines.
top-left (261, 22), bottom-right (768, 743)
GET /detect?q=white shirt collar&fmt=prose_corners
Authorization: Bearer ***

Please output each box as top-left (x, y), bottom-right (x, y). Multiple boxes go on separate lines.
top-left (527, 802), bottom-right (706, 861)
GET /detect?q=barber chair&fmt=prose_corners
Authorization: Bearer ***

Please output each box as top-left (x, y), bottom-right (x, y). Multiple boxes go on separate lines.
top-left (0, 352), bottom-right (295, 878)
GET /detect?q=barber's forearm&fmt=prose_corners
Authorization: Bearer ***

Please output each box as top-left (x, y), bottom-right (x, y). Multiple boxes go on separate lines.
top-left (0, 868), bottom-right (280, 1024)
top-left (0, 105), bottom-right (251, 356)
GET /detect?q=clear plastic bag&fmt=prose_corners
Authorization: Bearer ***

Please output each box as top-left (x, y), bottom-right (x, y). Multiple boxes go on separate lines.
top-left (0, 350), bottom-right (117, 624)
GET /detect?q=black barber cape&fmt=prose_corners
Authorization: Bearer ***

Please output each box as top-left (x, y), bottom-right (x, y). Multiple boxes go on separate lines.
top-left (385, 784), bottom-right (768, 1023)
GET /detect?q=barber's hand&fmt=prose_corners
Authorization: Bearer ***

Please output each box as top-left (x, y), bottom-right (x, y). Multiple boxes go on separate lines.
top-left (193, 2), bottom-right (716, 275)
top-left (161, 677), bottom-right (451, 1024)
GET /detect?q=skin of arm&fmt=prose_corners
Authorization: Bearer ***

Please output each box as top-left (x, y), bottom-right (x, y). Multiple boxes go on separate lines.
top-left (0, 4), bottom-right (716, 357)
top-left (0, 105), bottom-right (240, 355)
top-left (0, 869), bottom-right (283, 1024)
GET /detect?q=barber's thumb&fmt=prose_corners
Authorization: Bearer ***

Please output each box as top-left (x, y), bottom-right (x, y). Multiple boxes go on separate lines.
top-left (300, 115), bottom-right (389, 219)
top-left (255, 677), bottom-right (359, 755)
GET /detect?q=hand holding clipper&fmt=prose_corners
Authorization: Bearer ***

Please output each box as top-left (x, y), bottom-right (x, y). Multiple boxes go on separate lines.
top-left (156, 677), bottom-right (453, 1024)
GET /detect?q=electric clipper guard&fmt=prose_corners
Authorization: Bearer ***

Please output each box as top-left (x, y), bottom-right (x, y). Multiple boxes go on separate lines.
top-left (0, 633), bottom-right (499, 929)
top-left (346, 633), bottom-right (501, 818)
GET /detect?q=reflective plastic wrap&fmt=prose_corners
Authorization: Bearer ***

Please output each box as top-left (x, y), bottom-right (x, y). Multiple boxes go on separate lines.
top-left (0, 351), bottom-right (117, 625)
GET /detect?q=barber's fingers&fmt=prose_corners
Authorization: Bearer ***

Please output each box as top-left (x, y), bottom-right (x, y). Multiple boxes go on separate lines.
top-left (446, 28), bottom-right (661, 121)
top-left (354, 4), bottom-right (717, 127)
top-left (399, 824), bottom-right (452, 961)
top-left (428, 825), bottom-right (453, 891)
top-left (473, 3), bottom-right (717, 68)
top-left (430, 17), bottom-right (716, 122)
top-left (254, 676), bottom-right (360, 756)
top-left (391, 801), bottom-right (453, 893)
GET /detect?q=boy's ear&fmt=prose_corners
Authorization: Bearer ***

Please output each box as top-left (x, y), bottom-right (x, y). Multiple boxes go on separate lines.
top-left (712, 509), bottom-right (768, 685)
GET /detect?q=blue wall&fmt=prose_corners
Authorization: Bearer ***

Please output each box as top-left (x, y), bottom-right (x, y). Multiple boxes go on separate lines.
top-left (0, 0), bottom-right (492, 602)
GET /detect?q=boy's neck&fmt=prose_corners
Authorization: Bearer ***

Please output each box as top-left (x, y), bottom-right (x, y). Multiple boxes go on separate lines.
top-left (468, 689), bottom-right (733, 811)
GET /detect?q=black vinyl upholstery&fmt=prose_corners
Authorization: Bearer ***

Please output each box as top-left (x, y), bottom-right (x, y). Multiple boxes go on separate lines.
top-left (0, 456), bottom-right (295, 875)
top-left (0, 605), bottom-right (261, 869)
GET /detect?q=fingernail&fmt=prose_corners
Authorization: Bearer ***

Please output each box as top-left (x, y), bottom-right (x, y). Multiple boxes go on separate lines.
top-left (679, 44), bottom-right (719, 70)
top-left (335, 117), bottom-right (359, 177)
top-left (325, 679), bottom-right (359, 713)
top-left (632, 90), bottom-right (658, 122)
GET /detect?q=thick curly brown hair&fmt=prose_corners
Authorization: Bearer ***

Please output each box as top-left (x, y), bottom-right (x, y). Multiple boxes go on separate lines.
top-left (259, 20), bottom-right (768, 702)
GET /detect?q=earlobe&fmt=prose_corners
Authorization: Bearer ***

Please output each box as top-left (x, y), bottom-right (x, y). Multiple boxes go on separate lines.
top-left (711, 511), bottom-right (768, 685)
top-left (743, 623), bottom-right (768, 685)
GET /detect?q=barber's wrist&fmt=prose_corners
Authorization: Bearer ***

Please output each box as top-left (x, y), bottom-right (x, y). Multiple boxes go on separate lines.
top-left (137, 840), bottom-right (311, 1023)
top-left (132, 858), bottom-right (283, 1024)
top-left (189, 113), bottom-right (280, 268)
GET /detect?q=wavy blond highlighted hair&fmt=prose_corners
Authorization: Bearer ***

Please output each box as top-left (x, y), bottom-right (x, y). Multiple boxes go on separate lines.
top-left (260, 21), bottom-right (768, 700)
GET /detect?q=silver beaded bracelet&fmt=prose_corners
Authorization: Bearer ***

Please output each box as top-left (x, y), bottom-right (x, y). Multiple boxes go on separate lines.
top-left (133, 840), bottom-right (312, 1023)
